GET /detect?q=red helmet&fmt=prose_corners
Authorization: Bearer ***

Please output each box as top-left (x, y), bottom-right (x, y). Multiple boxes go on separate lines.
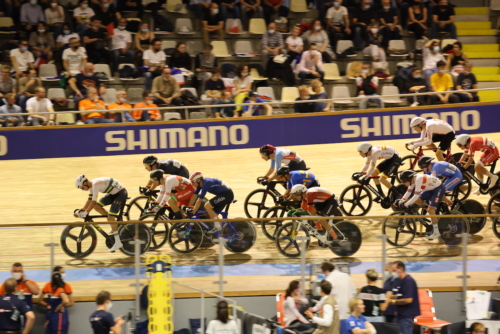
top-left (259, 144), bottom-right (276, 155)
top-left (189, 171), bottom-right (203, 183)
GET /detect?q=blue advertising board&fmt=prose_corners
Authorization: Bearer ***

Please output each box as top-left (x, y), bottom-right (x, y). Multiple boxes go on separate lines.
top-left (0, 102), bottom-right (493, 160)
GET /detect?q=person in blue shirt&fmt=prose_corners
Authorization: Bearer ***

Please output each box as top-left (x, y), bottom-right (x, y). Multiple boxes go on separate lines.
top-left (345, 297), bottom-right (376, 334)
top-left (276, 166), bottom-right (320, 201)
top-left (0, 278), bottom-right (35, 334)
top-left (418, 156), bottom-right (462, 206)
top-left (189, 172), bottom-right (234, 234)
top-left (382, 262), bottom-right (398, 324)
top-left (90, 291), bottom-right (125, 334)
top-left (242, 92), bottom-right (273, 116)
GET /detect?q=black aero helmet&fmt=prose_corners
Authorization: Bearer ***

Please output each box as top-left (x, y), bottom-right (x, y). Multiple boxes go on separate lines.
top-left (143, 155), bottom-right (158, 166)
top-left (277, 166), bottom-right (291, 176)
top-left (400, 170), bottom-right (417, 183)
top-left (418, 156), bottom-right (434, 168)
top-left (150, 169), bottom-right (164, 182)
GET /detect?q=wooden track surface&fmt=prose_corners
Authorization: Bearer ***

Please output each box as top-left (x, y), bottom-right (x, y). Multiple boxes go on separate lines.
top-left (1, 133), bottom-right (500, 300)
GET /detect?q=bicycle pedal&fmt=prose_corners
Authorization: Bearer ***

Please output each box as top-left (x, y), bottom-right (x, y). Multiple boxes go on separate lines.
top-left (373, 196), bottom-right (382, 203)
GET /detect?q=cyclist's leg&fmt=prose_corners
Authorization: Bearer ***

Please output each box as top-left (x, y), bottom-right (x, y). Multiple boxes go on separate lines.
top-left (436, 132), bottom-right (454, 161)
top-left (426, 185), bottom-right (446, 236)
top-left (207, 190), bottom-right (234, 230)
top-left (443, 171), bottom-right (462, 206)
top-left (167, 197), bottom-right (183, 219)
top-left (316, 197), bottom-right (341, 239)
top-left (476, 150), bottom-right (498, 187)
top-left (101, 189), bottom-right (128, 250)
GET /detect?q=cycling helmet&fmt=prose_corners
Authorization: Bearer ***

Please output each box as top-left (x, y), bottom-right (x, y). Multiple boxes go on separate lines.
top-left (150, 169), bottom-right (164, 182)
top-left (75, 175), bottom-right (88, 189)
top-left (143, 155), bottom-right (158, 166)
top-left (190, 171), bottom-right (203, 182)
top-left (259, 144), bottom-right (276, 155)
top-left (456, 134), bottom-right (471, 147)
top-left (357, 142), bottom-right (372, 154)
top-left (410, 117), bottom-right (426, 128)
top-left (400, 170), bottom-right (417, 183)
top-left (418, 156), bottom-right (434, 168)
top-left (277, 166), bottom-right (290, 176)
top-left (291, 184), bottom-right (307, 195)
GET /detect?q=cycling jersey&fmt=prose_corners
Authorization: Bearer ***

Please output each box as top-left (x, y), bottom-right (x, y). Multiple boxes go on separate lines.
top-left (194, 177), bottom-right (231, 199)
top-left (300, 187), bottom-right (334, 212)
top-left (360, 145), bottom-right (398, 177)
top-left (156, 175), bottom-right (191, 206)
top-left (409, 119), bottom-right (454, 147)
top-left (88, 177), bottom-right (124, 201)
top-left (402, 174), bottom-right (442, 207)
top-left (157, 159), bottom-right (189, 177)
top-left (287, 171), bottom-right (318, 189)
top-left (426, 161), bottom-right (462, 192)
top-left (464, 137), bottom-right (499, 166)
top-left (270, 148), bottom-right (303, 169)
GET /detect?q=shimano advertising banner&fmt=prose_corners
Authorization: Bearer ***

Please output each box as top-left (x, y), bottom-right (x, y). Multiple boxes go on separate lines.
top-left (0, 103), bottom-right (493, 160)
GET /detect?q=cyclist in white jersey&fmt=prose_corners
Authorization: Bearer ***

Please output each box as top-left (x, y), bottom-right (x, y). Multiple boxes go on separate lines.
top-left (406, 117), bottom-right (455, 161)
top-left (74, 176), bottom-right (127, 252)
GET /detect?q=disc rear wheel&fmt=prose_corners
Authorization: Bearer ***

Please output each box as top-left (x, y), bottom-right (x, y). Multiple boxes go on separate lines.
top-left (223, 220), bottom-right (257, 253)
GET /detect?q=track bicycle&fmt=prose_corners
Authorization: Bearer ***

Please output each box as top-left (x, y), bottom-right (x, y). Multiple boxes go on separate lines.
top-left (244, 179), bottom-right (286, 220)
top-left (485, 191), bottom-right (500, 239)
top-left (275, 213), bottom-right (362, 258)
top-left (260, 200), bottom-right (304, 241)
top-left (61, 204), bottom-right (152, 258)
top-left (459, 159), bottom-right (500, 197)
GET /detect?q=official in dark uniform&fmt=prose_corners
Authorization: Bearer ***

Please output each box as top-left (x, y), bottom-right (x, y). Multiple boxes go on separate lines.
top-left (0, 278), bottom-right (35, 334)
top-left (90, 291), bottom-right (125, 334)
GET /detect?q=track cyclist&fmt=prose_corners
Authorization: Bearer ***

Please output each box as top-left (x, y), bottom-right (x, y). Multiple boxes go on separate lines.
top-left (149, 170), bottom-right (197, 220)
top-left (189, 172), bottom-right (235, 235)
top-left (74, 175), bottom-right (127, 252)
top-left (406, 117), bottom-right (455, 161)
top-left (258, 144), bottom-right (306, 184)
top-left (418, 156), bottom-right (462, 206)
top-left (455, 134), bottom-right (499, 194)
top-left (276, 166), bottom-right (320, 201)
top-left (142, 155), bottom-right (190, 193)
top-left (356, 142), bottom-right (402, 200)
top-left (395, 170), bottom-right (445, 240)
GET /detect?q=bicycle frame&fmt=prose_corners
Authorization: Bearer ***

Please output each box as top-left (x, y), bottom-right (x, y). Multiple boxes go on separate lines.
top-left (407, 147), bottom-right (453, 170)
top-left (290, 218), bottom-right (347, 243)
top-left (463, 160), bottom-right (497, 193)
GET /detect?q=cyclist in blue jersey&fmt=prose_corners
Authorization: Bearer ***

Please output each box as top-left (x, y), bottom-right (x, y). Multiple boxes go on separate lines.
top-left (276, 166), bottom-right (320, 202)
top-left (258, 144), bottom-right (307, 184)
top-left (242, 92), bottom-right (273, 116)
top-left (189, 172), bottom-right (234, 234)
top-left (418, 156), bottom-right (462, 207)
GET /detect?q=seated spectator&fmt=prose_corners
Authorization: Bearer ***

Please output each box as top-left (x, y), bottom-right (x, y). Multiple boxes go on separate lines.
top-left (360, 269), bottom-right (386, 322)
top-left (0, 278), bottom-right (35, 334)
top-left (220, 0), bottom-right (240, 23)
top-left (446, 41), bottom-right (468, 73)
top-left (204, 68), bottom-right (226, 105)
top-left (0, 263), bottom-right (40, 308)
top-left (214, 91), bottom-right (237, 118)
top-left (456, 62), bottom-right (479, 103)
top-left (0, 65), bottom-right (17, 106)
top-left (261, 22), bottom-right (286, 70)
top-left (133, 90), bottom-right (162, 121)
top-left (422, 38), bottom-right (445, 87)
top-left (206, 300), bottom-right (239, 334)
top-left (63, 38), bottom-right (87, 78)
top-left (326, 0), bottom-right (351, 50)
top-left (305, 280), bottom-right (340, 332)
top-left (302, 20), bottom-right (334, 63)
top-left (294, 86), bottom-right (316, 114)
top-left (69, 62), bottom-right (103, 108)
top-left (84, 17), bottom-right (111, 65)
top-left (240, 0), bottom-right (262, 28)
top-left (111, 18), bottom-right (134, 74)
top-left (117, 0), bottom-right (143, 19)
top-left (378, 0), bottom-right (401, 42)
top-left (408, 0), bottom-right (428, 40)
top-left (405, 67), bottom-right (428, 107)
top-left (26, 87), bottom-right (55, 126)
top-left (93, 0), bottom-right (121, 29)
top-left (242, 91), bottom-right (272, 116)
top-left (57, 24), bottom-right (81, 49)
top-left (263, 0), bottom-right (289, 25)
top-left (431, 0), bottom-right (456, 39)
top-left (108, 89), bottom-right (135, 122)
top-left (45, 0), bottom-right (65, 38)
top-left (345, 298), bottom-right (376, 334)
top-left (134, 22), bottom-right (155, 66)
top-left (17, 69), bottom-right (42, 111)
top-left (90, 291), bottom-right (125, 334)
top-left (286, 25), bottom-right (304, 62)
top-left (152, 68), bottom-right (182, 108)
top-left (40, 267), bottom-right (73, 334)
top-left (29, 21), bottom-right (55, 62)
top-left (79, 87), bottom-right (112, 124)
top-left (363, 21), bottom-right (386, 61)
top-left (195, 45), bottom-right (218, 91)
top-left (351, 0), bottom-right (376, 51)
top-left (283, 280), bottom-right (309, 326)
top-left (169, 42), bottom-right (192, 70)
top-left (10, 41), bottom-right (35, 80)
top-left (429, 60), bottom-right (459, 105)
top-left (356, 62), bottom-right (384, 109)
top-left (298, 43), bottom-right (325, 85)
top-left (0, 94), bottom-right (23, 127)
top-left (470, 323), bottom-right (486, 334)
top-left (203, 3), bottom-right (225, 47)
top-left (20, 0), bottom-right (44, 34)
top-left (190, 0), bottom-right (212, 31)
top-left (74, 0), bottom-right (95, 36)
top-left (311, 79), bottom-right (330, 112)
top-left (143, 38), bottom-right (166, 91)
top-left (233, 64), bottom-right (253, 113)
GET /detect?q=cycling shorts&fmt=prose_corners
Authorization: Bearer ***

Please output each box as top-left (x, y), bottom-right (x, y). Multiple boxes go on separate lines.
top-left (431, 132), bottom-right (455, 151)
top-left (376, 154), bottom-right (401, 178)
top-left (209, 189), bottom-right (235, 212)
top-left (420, 184), bottom-right (446, 209)
top-left (313, 196), bottom-right (343, 217)
top-left (97, 188), bottom-right (128, 217)
top-left (170, 184), bottom-right (196, 207)
top-left (288, 160), bottom-right (307, 171)
top-left (443, 171), bottom-right (462, 192)
top-left (477, 147), bottom-right (499, 166)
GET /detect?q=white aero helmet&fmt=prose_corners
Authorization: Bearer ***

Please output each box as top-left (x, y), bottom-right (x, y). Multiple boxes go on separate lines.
top-left (75, 175), bottom-right (88, 188)
top-left (291, 184), bottom-right (307, 195)
top-left (357, 142), bottom-right (372, 154)
top-left (410, 117), bottom-right (426, 128)
top-left (456, 134), bottom-right (471, 146)
top-left (189, 171), bottom-right (204, 182)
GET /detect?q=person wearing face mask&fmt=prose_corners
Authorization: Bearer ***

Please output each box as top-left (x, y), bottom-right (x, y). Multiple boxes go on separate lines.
top-left (74, 0), bottom-right (96, 36)
top-left (202, 3), bottom-right (225, 47)
top-left (404, 67), bottom-right (428, 107)
top-left (431, 0), bottom-right (456, 39)
top-left (134, 22), bottom-right (155, 66)
top-left (0, 94), bottom-right (23, 126)
top-left (90, 291), bottom-right (125, 334)
top-left (133, 91), bottom-right (161, 121)
top-left (362, 22), bottom-right (386, 62)
top-left (83, 17), bottom-right (112, 65)
top-left (63, 38), bottom-right (88, 77)
top-left (203, 68), bottom-right (226, 115)
top-left (17, 68), bottom-right (43, 111)
top-left (195, 45), bottom-right (217, 92)
top-left (111, 18), bottom-right (135, 74)
top-left (0, 263), bottom-right (40, 308)
top-left (422, 38), bottom-right (445, 87)
top-left (233, 64), bottom-right (254, 113)
top-left (377, 0), bottom-right (401, 43)
top-left (20, 0), bottom-right (45, 34)
top-left (29, 21), bottom-right (55, 62)
top-left (456, 62), bottom-right (479, 103)
top-left (45, 0), bottom-right (65, 37)
top-left (56, 24), bottom-right (80, 49)
top-left (359, 269), bottom-right (387, 322)
top-left (356, 62), bottom-right (384, 109)
top-left (40, 267), bottom-right (74, 334)
top-left (143, 38), bottom-right (166, 91)
top-left (108, 90), bottom-right (136, 122)
top-left (382, 262), bottom-right (398, 323)
top-left (302, 20), bottom-right (334, 63)
top-left (298, 43), bottom-right (325, 85)
top-left (408, 0), bottom-right (428, 40)
top-left (214, 91), bottom-right (237, 118)
top-left (0, 278), bottom-right (35, 334)
top-left (294, 85), bottom-right (316, 113)
top-left (326, 0), bottom-right (351, 49)
top-left (261, 22), bottom-right (286, 70)
top-left (79, 86), bottom-right (112, 124)
top-left (429, 60), bottom-right (459, 105)
top-left (69, 62), bottom-right (103, 110)
top-left (350, 0), bottom-right (376, 51)
top-left (10, 40), bottom-right (35, 80)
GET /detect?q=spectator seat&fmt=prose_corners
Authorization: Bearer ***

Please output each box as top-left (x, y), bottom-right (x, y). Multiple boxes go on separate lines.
top-left (332, 86), bottom-right (353, 106)
top-left (47, 88), bottom-right (66, 99)
top-left (0, 17), bottom-right (15, 34)
top-left (381, 86), bottom-right (403, 105)
top-left (441, 39), bottom-right (458, 51)
top-left (276, 292), bottom-right (286, 326)
top-left (323, 63), bottom-right (342, 81)
top-left (56, 113), bottom-right (76, 125)
top-left (167, 0), bottom-right (188, 14)
top-left (226, 19), bottom-right (245, 34)
top-left (127, 88), bottom-right (144, 104)
top-left (211, 41), bottom-right (231, 57)
top-left (118, 64), bottom-right (140, 84)
top-left (190, 111), bottom-right (206, 119)
top-left (249, 18), bottom-right (266, 35)
top-left (251, 68), bottom-right (268, 81)
top-left (180, 87), bottom-right (198, 98)
top-left (175, 18), bottom-right (195, 34)
top-left (102, 88), bottom-right (117, 105)
top-left (256, 87), bottom-right (276, 100)
top-left (389, 40), bottom-right (409, 57)
top-left (291, 0), bottom-right (308, 12)
top-left (39, 64), bottom-right (58, 81)
top-left (414, 289), bottom-right (451, 334)
top-left (186, 41), bottom-right (203, 57)
top-left (94, 64), bottom-right (114, 82)
top-left (336, 40), bottom-right (357, 57)
top-left (164, 112), bottom-right (182, 120)
top-left (281, 87), bottom-right (300, 102)
top-left (234, 41), bottom-right (256, 56)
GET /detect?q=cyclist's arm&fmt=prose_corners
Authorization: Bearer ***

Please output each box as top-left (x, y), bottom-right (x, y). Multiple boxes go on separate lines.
top-left (415, 129), bottom-right (433, 147)
top-left (408, 127), bottom-right (426, 145)
top-left (463, 155), bottom-right (474, 169)
top-left (192, 197), bottom-right (203, 214)
top-left (401, 185), bottom-right (414, 203)
top-left (192, 185), bottom-right (208, 214)
top-left (283, 189), bottom-right (291, 197)
top-left (84, 201), bottom-right (98, 213)
top-left (363, 155), bottom-right (378, 178)
top-left (360, 156), bottom-right (370, 174)
top-left (405, 179), bottom-right (423, 207)
top-left (155, 183), bottom-right (168, 206)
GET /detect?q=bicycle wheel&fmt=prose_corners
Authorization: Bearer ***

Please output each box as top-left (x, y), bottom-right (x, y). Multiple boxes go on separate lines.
top-left (244, 189), bottom-right (278, 220)
top-left (223, 219), bottom-right (257, 253)
top-left (454, 199), bottom-right (486, 235)
top-left (190, 213), bottom-right (216, 248)
top-left (397, 155), bottom-right (419, 182)
top-left (339, 184), bottom-right (372, 216)
top-left (139, 214), bottom-right (169, 250)
top-left (125, 195), bottom-right (151, 221)
top-left (382, 212), bottom-right (416, 247)
top-left (489, 171), bottom-right (500, 197)
top-left (492, 217), bottom-right (500, 239)
top-left (275, 221), bottom-right (310, 258)
top-left (261, 206), bottom-right (287, 241)
top-left (486, 191), bottom-right (500, 222)
top-left (437, 210), bottom-right (469, 246)
top-left (329, 220), bottom-right (362, 257)
top-left (60, 225), bottom-right (97, 258)
top-left (167, 222), bottom-right (203, 254)
top-left (118, 224), bottom-right (152, 256)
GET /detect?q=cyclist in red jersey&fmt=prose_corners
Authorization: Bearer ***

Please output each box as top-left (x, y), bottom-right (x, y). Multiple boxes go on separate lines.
top-left (456, 134), bottom-right (499, 194)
